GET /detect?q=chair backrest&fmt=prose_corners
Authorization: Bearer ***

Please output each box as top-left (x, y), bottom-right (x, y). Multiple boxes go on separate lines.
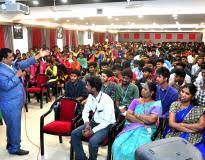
top-left (36, 74), bottom-right (49, 87)
top-left (59, 99), bottom-right (77, 122)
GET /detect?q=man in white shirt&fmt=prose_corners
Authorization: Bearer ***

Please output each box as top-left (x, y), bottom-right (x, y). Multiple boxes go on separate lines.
top-left (71, 76), bottom-right (116, 160)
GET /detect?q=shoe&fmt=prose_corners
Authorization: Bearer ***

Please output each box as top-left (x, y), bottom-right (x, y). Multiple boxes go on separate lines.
top-left (10, 149), bottom-right (29, 155)
top-left (6, 143), bottom-right (11, 150)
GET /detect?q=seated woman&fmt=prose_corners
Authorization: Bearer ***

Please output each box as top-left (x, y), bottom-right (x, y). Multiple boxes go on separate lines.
top-left (112, 82), bottom-right (162, 160)
top-left (165, 84), bottom-right (205, 159)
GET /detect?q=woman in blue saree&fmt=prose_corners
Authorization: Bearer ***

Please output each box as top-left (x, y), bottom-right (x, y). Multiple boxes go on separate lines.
top-left (112, 82), bottom-right (162, 160)
top-left (165, 84), bottom-right (205, 160)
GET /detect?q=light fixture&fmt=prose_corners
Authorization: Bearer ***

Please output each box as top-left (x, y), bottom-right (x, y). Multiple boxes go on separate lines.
top-left (137, 15), bottom-right (144, 18)
top-left (115, 18), bottom-right (119, 21)
top-left (80, 17), bottom-right (84, 20)
top-left (61, 0), bottom-right (68, 3)
top-left (172, 14), bottom-right (178, 20)
top-left (107, 16), bottom-right (112, 19)
top-left (32, 0), bottom-right (39, 5)
top-left (175, 21), bottom-right (179, 25)
top-left (66, 20), bottom-right (70, 22)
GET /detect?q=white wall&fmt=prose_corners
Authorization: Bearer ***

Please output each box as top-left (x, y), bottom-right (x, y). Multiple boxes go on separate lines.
top-left (12, 26), bottom-right (28, 53)
top-left (83, 31), bottom-right (93, 45)
top-left (202, 30), bottom-right (205, 43)
top-left (57, 39), bottom-right (63, 52)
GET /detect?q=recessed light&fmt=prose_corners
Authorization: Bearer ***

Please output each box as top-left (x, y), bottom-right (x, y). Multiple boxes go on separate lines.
top-left (61, 0), bottom-right (68, 3)
top-left (115, 18), bottom-right (119, 21)
top-left (66, 20), bottom-right (70, 22)
top-left (138, 15), bottom-right (143, 18)
top-left (32, 0), bottom-right (39, 5)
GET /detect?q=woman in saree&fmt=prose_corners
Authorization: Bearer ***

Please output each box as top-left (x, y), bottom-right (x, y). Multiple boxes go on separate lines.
top-left (165, 84), bottom-right (205, 159)
top-left (112, 82), bottom-right (162, 160)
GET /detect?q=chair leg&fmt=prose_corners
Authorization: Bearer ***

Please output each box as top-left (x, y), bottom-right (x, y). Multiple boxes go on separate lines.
top-left (40, 132), bottom-right (44, 156)
top-left (24, 103), bottom-right (28, 112)
top-left (40, 92), bottom-right (43, 109)
top-left (59, 136), bottom-right (63, 143)
top-left (46, 92), bottom-right (48, 103)
top-left (107, 139), bottom-right (112, 160)
top-left (70, 140), bottom-right (74, 160)
top-left (27, 93), bottom-right (30, 103)
top-left (0, 118), bottom-right (3, 125)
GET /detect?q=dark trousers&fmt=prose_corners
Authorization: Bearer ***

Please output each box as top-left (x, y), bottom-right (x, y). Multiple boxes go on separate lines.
top-left (71, 120), bottom-right (110, 160)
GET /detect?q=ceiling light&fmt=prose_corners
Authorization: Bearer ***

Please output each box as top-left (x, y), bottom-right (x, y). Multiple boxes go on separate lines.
top-left (176, 21), bottom-right (179, 25)
top-left (66, 20), bottom-right (70, 22)
top-left (172, 14), bottom-right (178, 20)
top-left (86, 22), bottom-right (88, 25)
top-left (61, 0), bottom-right (68, 3)
top-left (32, 0), bottom-right (39, 5)
top-left (115, 18), bottom-right (119, 21)
top-left (80, 17), bottom-right (84, 20)
top-left (54, 17), bottom-right (59, 21)
top-left (137, 15), bottom-right (143, 18)
top-left (107, 16), bottom-right (112, 19)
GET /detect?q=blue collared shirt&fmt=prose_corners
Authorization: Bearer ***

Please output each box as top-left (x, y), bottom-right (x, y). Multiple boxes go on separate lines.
top-left (156, 85), bottom-right (178, 117)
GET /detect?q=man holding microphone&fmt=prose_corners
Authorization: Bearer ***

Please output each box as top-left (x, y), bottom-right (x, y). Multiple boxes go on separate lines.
top-left (0, 48), bottom-right (49, 155)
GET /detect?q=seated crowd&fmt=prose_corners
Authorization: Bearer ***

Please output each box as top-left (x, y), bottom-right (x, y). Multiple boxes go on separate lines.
top-left (8, 41), bottom-right (205, 159)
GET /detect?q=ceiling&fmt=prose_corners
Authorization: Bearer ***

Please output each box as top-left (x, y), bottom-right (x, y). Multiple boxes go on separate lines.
top-left (0, 0), bottom-right (205, 32)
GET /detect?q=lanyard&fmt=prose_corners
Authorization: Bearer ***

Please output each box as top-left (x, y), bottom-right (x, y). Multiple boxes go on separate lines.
top-left (122, 84), bottom-right (130, 102)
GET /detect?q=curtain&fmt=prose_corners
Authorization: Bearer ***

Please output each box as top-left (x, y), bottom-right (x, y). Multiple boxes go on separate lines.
top-left (27, 27), bottom-right (32, 49)
top-left (50, 29), bottom-right (56, 49)
top-left (124, 33), bottom-right (129, 39)
top-left (166, 33), bottom-right (172, 39)
top-left (78, 31), bottom-right (84, 45)
top-left (66, 30), bottom-right (70, 46)
top-left (3, 25), bottom-right (13, 50)
top-left (93, 32), bottom-right (98, 43)
top-left (134, 33), bottom-right (140, 39)
top-left (32, 27), bottom-right (42, 48)
top-left (0, 25), bottom-right (5, 48)
top-left (99, 33), bottom-right (105, 43)
top-left (71, 30), bottom-right (77, 47)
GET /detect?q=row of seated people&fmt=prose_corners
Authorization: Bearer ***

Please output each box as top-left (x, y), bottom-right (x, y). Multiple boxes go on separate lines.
top-left (39, 65), bottom-right (205, 160)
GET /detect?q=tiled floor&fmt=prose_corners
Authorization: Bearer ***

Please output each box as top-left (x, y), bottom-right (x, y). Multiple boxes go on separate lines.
top-left (0, 98), bottom-right (107, 160)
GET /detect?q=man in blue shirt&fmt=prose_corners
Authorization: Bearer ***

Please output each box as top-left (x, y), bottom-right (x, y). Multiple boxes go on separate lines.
top-left (64, 69), bottom-right (88, 101)
top-left (155, 67), bottom-right (178, 118)
top-left (0, 48), bottom-right (49, 155)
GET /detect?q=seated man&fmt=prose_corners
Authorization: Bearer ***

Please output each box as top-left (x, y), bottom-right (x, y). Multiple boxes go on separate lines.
top-left (116, 69), bottom-right (139, 114)
top-left (71, 76), bottom-right (116, 160)
top-left (64, 69), bottom-right (87, 102)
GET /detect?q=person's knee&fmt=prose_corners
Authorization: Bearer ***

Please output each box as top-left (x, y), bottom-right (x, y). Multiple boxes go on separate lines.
top-left (89, 138), bottom-right (98, 148)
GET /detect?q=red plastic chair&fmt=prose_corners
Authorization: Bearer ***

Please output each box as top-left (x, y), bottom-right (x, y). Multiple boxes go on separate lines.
top-left (26, 74), bottom-right (49, 109)
top-left (40, 97), bottom-right (81, 156)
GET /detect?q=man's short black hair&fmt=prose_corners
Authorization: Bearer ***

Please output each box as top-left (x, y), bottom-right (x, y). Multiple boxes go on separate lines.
top-left (174, 68), bottom-right (186, 78)
top-left (156, 58), bottom-right (164, 64)
top-left (100, 61), bottom-right (109, 66)
top-left (71, 69), bottom-right (81, 76)
top-left (88, 62), bottom-right (97, 68)
top-left (157, 67), bottom-right (170, 80)
top-left (0, 48), bottom-right (12, 62)
top-left (101, 70), bottom-right (114, 78)
top-left (122, 69), bottom-right (133, 79)
top-left (142, 67), bottom-right (152, 73)
top-left (86, 76), bottom-right (102, 92)
top-left (112, 64), bottom-right (122, 71)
